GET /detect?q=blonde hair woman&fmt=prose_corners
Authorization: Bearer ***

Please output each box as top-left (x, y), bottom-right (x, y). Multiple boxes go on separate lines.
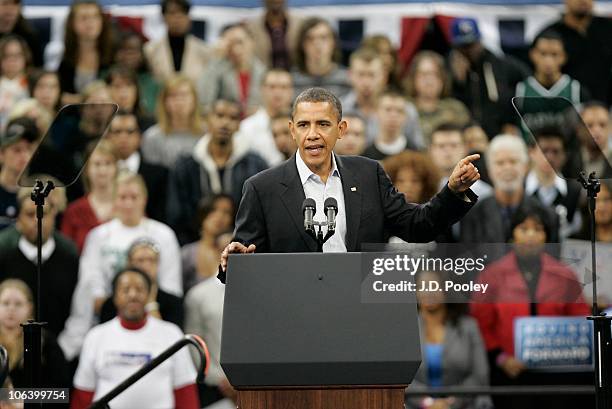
top-left (60, 140), bottom-right (118, 252)
top-left (0, 279), bottom-right (70, 388)
top-left (141, 75), bottom-right (204, 168)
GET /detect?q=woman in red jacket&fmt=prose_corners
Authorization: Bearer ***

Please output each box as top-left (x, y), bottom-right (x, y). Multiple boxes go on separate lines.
top-left (471, 201), bottom-right (590, 409)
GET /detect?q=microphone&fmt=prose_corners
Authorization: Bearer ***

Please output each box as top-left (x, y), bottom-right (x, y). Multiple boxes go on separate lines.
top-left (324, 197), bottom-right (338, 231)
top-left (302, 198), bottom-right (316, 232)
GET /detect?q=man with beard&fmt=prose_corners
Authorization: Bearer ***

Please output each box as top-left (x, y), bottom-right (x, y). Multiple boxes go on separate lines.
top-left (540, 0), bottom-right (612, 105)
top-left (460, 134), bottom-right (560, 248)
top-left (167, 99), bottom-right (268, 244)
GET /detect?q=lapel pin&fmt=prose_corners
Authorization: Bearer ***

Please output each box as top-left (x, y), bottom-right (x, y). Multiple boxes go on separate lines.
top-left (351, 187), bottom-right (357, 192)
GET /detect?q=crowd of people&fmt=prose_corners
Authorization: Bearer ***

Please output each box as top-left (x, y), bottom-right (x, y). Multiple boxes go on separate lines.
top-left (0, 0), bottom-right (611, 407)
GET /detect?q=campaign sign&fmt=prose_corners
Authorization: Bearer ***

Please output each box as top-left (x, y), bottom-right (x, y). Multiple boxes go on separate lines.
top-left (514, 317), bottom-right (593, 372)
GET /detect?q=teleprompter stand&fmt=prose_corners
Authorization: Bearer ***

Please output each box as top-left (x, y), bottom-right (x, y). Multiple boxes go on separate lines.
top-left (579, 171), bottom-right (612, 409)
top-left (21, 180), bottom-right (54, 408)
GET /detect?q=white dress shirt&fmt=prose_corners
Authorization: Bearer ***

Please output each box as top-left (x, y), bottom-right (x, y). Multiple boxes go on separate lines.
top-left (117, 152), bottom-right (141, 174)
top-left (295, 152), bottom-right (347, 252)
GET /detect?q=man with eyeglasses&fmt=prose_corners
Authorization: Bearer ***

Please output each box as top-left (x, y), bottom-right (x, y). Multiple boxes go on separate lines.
top-left (107, 111), bottom-right (168, 223)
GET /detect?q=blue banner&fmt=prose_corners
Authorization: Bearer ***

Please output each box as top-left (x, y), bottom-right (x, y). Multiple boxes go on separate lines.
top-left (514, 317), bottom-right (593, 372)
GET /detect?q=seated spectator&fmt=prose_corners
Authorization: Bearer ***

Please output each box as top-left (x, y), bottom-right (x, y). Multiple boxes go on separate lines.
top-left (198, 23), bottom-right (266, 116)
top-left (60, 81), bottom-right (113, 175)
top-left (236, 68), bottom-right (293, 166)
top-left (70, 268), bottom-right (199, 409)
top-left (429, 123), bottom-right (492, 199)
top-left (0, 279), bottom-right (71, 391)
top-left (59, 173), bottom-right (182, 361)
top-left (574, 180), bottom-right (612, 242)
top-left (362, 91), bottom-right (421, 161)
top-left (0, 0), bottom-right (43, 67)
top-left (567, 101), bottom-right (612, 179)
top-left (517, 29), bottom-right (588, 103)
top-left (181, 194), bottom-right (235, 293)
top-left (57, 0), bottom-right (114, 104)
top-left (144, 0), bottom-right (212, 86)
top-left (29, 70), bottom-right (61, 119)
top-left (0, 117), bottom-right (36, 230)
top-left (360, 34), bottom-right (401, 90)
top-left (460, 134), bottom-right (560, 246)
top-left (270, 111), bottom-right (296, 161)
top-left (407, 269), bottom-right (490, 409)
top-left (246, 0), bottom-right (302, 70)
top-left (106, 111), bottom-right (168, 223)
top-left (292, 17), bottom-right (350, 98)
top-left (0, 183), bottom-right (76, 337)
top-left (167, 99), bottom-right (267, 244)
top-left (142, 75), bottom-right (204, 169)
top-left (341, 48), bottom-right (386, 141)
top-left (112, 30), bottom-right (160, 116)
top-left (333, 112), bottom-right (367, 156)
top-left (342, 47), bottom-right (422, 145)
top-left (105, 65), bottom-right (155, 132)
top-left (540, 0), bottom-right (612, 105)
top-left (8, 97), bottom-right (53, 137)
top-left (101, 239), bottom-right (184, 328)
top-left (526, 128), bottom-right (582, 238)
top-left (471, 201), bottom-right (590, 409)
top-left (448, 18), bottom-right (529, 138)
top-left (60, 140), bottom-right (118, 253)
top-left (382, 150), bottom-right (439, 204)
top-left (515, 30), bottom-right (589, 141)
top-left (463, 122), bottom-right (491, 184)
top-left (0, 35), bottom-right (31, 130)
top-left (405, 50), bottom-right (471, 145)
top-left (185, 241), bottom-right (236, 407)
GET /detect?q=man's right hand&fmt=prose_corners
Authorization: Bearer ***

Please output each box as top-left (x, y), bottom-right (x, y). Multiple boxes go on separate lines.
top-left (220, 241), bottom-right (256, 272)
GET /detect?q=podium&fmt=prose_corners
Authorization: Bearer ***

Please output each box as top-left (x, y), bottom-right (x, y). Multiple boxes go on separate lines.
top-left (221, 253), bottom-right (421, 409)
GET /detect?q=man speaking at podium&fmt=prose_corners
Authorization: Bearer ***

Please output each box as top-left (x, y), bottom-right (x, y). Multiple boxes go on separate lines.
top-left (219, 87), bottom-right (480, 280)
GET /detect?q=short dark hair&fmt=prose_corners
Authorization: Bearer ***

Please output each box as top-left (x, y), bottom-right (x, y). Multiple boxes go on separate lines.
top-left (111, 267), bottom-right (152, 294)
top-left (581, 100), bottom-right (610, 115)
top-left (196, 194), bottom-right (235, 237)
top-left (531, 29), bottom-right (564, 50)
top-left (510, 201), bottom-right (555, 242)
top-left (271, 110), bottom-right (292, 121)
top-left (261, 68), bottom-right (292, 86)
top-left (161, 0), bottom-right (190, 14)
top-left (532, 125), bottom-right (565, 144)
top-left (291, 87), bottom-right (343, 122)
top-left (431, 123), bottom-right (465, 143)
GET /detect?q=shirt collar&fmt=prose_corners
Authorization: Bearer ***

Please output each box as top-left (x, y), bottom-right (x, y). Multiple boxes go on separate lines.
top-left (118, 152), bottom-right (141, 174)
top-left (525, 170), bottom-right (568, 196)
top-left (18, 235), bottom-right (56, 263)
top-left (295, 150), bottom-right (340, 185)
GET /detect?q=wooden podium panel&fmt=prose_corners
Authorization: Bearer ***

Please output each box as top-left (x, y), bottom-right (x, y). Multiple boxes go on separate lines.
top-left (236, 386), bottom-right (406, 409)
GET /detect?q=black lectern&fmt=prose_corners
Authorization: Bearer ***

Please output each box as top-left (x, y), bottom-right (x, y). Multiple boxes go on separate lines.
top-left (221, 253), bottom-right (421, 409)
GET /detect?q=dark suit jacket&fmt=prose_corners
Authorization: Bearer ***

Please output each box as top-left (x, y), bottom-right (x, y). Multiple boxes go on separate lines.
top-left (219, 154), bottom-right (477, 282)
top-left (139, 160), bottom-right (168, 223)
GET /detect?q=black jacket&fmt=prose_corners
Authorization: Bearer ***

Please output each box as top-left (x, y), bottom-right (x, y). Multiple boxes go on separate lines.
top-left (219, 154), bottom-right (477, 282)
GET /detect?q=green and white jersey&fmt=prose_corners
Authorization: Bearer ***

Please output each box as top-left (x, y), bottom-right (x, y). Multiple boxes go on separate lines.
top-left (515, 74), bottom-right (584, 142)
